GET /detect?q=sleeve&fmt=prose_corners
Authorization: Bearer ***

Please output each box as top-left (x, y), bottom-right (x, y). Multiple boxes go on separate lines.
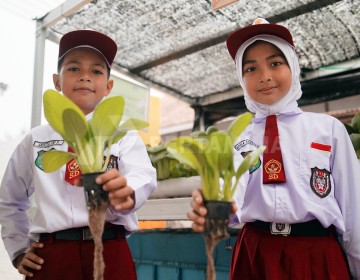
top-left (331, 120), bottom-right (360, 278)
top-left (0, 135), bottom-right (34, 262)
top-left (115, 131), bottom-right (157, 213)
top-left (231, 144), bottom-right (250, 225)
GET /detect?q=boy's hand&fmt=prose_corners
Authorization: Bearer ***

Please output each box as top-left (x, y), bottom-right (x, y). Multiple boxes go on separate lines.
top-left (187, 189), bottom-right (238, 233)
top-left (15, 242), bottom-right (44, 277)
top-left (96, 169), bottom-right (135, 211)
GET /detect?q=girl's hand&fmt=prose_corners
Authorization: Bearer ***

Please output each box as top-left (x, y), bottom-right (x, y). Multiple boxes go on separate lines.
top-left (187, 189), bottom-right (207, 233)
top-left (96, 169), bottom-right (135, 211)
top-left (187, 189), bottom-right (238, 233)
top-left (15, 242), bottom-right (44, 277)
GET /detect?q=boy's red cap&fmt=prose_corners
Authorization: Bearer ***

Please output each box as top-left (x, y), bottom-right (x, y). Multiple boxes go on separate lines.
top-left (58, 30), bottom-right (117, 67)
top-left (226, 18), bottom-right (294, 60)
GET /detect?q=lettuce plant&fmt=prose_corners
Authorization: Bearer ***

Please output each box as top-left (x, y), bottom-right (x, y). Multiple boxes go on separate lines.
top-left (41, 89), bottom-right (148, 174)
top-left (147, 143), bottom-right (197, 180)
top-left (167, 112), bottom-right (265, 202)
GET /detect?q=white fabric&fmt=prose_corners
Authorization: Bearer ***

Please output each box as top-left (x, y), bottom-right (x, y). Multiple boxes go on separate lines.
top-left (0, 124), bottom-right (157, 262)
top-left (232, 111), bottom-right (360, 279)
top-left (235, 35), bottom-right (302, 118)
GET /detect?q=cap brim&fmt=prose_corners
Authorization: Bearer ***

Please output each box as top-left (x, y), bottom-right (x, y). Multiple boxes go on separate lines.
top-left (226, 24), bottom-right (294, 60)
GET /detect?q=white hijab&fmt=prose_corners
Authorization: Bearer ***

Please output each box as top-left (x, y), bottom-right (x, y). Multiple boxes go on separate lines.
top-left (235, 35), bottom-right (302, 119)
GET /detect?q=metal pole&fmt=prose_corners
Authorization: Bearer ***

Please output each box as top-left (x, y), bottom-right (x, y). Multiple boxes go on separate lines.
top-left (30, 20), bottom-right (46, 128)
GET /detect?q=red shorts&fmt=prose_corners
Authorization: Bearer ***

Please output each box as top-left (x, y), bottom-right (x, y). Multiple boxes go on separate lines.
top-left (27, 227), bottom-right (136, 280)
top-left (230, 223), bottom-right (351, 280)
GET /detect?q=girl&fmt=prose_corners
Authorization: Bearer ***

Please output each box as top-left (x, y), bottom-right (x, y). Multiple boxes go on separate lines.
top-left (188, 18), bottom-right (360, 279)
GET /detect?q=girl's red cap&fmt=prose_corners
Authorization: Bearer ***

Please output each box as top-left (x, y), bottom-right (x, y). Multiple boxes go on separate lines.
top-left (226, 18), bottom-right (294, 60)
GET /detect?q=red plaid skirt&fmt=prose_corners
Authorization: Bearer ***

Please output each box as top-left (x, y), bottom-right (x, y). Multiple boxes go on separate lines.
top-left (230, 223), bottom-right (351, 280)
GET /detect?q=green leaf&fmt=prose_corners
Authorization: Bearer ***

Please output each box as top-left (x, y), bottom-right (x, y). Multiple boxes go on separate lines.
top-left (108, 119), bottom-right (149, 145)
top-left (147, 147), bottom-right (167, 162)
top-left (42, 150), bottom-right (74, 173)
top-left (350, 134), bottom-right (360, 152)
top-left (182, 140), bottom-right (218, 200)
top-left (351, 112), bottom-right (360, 133)
top-left (205, 126), bottom-right (219, 135)
top-left (344, 123), bottom-right (356, 135)
top-left (191, 131), bottom-right (207, 139)
top-left (167, 137), bottom-right (203, 172)
top-left (147, 144), bottom-right (167, 154)
top-left (235, 146), bottom-right (266, 182)
top-left (117, 119), bottom-right (149, 132)
top-left (207, 132), bottom-right (233, 172)
top-left (62, 108), bottom-right (88, 144)
top-left (91, 96), bottom-right (124, 136)
top-left (43, 90), bottom-right (85, 140)
top-left (110, 131), bottom-right (127, 144)
top-left (227, 112), bottom-right (253, 144)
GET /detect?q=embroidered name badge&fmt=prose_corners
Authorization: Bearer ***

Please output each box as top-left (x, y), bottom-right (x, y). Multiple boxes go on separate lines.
top-left (234, 139), bottom-right (259, 151)
top-left (264, 159), bottom-right (283, 180)
top-left (33, 140), bottom-right (64, 148)
top-left (310, 167), bottom-right (331, 198)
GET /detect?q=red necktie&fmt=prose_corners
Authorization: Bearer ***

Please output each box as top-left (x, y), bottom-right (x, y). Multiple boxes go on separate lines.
top-left (65, 147), bottom-right (82, 185)
top-left (263, 115), bottom-right (286, 184)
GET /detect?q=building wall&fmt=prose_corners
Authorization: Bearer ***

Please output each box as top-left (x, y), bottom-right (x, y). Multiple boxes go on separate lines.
top-left (160, 95), bottom-right (360, 142)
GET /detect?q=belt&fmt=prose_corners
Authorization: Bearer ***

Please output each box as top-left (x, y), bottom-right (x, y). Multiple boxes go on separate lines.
top-left (249, 220), bottom-right (333, 237)
top-left (40, 224), bottom-right (125, 241)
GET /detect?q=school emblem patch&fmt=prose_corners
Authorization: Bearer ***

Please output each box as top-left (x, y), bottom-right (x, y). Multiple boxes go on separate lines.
top-left (310, 167), bottom-right (331, 198)
top-left (241, 151), bottom-right (261, 173)
top-left (264, 159), bottom-right (282, 178)
top-left (35, 148), bottom-right (55, 171)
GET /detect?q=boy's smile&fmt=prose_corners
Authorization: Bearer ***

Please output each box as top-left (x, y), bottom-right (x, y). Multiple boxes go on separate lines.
top-left (242, 41), bottom-right (291, 106)
top-left (53, 47), bottom-right (113, 115)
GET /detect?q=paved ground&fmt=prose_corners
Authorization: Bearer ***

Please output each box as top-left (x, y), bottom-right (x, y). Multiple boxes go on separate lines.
top-left (0, 226), bottom-right (23, 279)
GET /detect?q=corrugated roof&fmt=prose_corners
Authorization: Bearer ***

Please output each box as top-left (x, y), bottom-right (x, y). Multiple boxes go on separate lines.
top-left (41, 0), bottom-right (360, 124)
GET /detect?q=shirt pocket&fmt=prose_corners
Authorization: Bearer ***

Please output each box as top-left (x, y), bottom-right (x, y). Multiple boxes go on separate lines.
top-left (309, 142), bottom-right (332, 167)
top-left (300, 147), bottom-right (333, 201)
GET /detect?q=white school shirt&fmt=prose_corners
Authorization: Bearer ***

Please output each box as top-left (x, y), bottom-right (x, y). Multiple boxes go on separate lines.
top-left (232, 109), bottom-right (360, 278)
top-left (0, 124), bottom-right (157, 262)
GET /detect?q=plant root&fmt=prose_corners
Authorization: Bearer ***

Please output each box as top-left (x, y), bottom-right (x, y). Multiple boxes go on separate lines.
top-left (88, 201), bottom-right (109, 280)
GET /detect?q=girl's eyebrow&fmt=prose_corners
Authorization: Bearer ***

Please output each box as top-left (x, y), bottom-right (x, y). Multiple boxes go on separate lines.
top-left (243, 53), bottom-right (285, 66)
top-left (267, 53), bottom-right (285, 60)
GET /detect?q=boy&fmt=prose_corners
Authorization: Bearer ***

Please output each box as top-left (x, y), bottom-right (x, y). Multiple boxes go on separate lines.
top-left (0, 30), bottom-right (157, 279)
top-left (188, 19), bottom-right (360, 279)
